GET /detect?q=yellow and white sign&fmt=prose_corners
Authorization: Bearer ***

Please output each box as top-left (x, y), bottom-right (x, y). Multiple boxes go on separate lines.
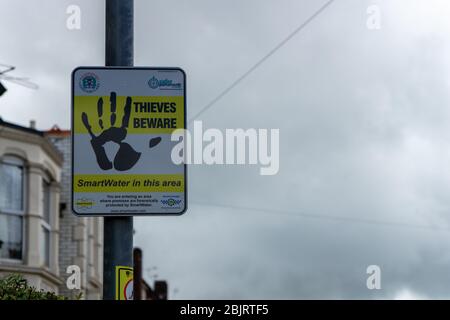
top-left (71, 67), bottom-right (186, 216)
top-left (116, 266), bottom-right (133, 300)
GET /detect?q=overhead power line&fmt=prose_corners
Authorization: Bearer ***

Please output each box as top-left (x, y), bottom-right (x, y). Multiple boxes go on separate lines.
top-left (188, 0), bottom-right (337, 123)
top-left (191, 201), bottom-right (450, 233)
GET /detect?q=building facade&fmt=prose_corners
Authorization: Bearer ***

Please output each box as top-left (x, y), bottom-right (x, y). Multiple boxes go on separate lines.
top-left (0, 119), bottom-right (103, 298)
top-left (0, 118), bottom-right (63, 292)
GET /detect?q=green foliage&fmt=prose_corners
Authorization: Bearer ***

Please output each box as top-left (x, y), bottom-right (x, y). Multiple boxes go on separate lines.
top-left (0, 274), bottom-right (67, 300)
top-left (74, 292), bottom-right (84, 300)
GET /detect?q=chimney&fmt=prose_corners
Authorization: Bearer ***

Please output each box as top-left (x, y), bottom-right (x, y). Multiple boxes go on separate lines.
top-left (29, 120), bottom-right (36, 129)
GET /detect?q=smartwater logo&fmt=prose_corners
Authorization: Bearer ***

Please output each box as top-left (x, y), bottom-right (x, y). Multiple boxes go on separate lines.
top-left (75, 198), bottom-right (95, 210)
top-left (148, 76), bottom-right (182, 90)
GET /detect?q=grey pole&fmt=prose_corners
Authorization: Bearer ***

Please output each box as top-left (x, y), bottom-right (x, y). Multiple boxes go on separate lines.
top-left (103, 0), bottom-right (134, 300)
top-left (133, 248), bottom-right (142, 300)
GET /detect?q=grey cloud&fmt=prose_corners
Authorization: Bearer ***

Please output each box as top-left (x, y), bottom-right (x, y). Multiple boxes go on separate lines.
top-left (2, 0), bottom-right (450, 299)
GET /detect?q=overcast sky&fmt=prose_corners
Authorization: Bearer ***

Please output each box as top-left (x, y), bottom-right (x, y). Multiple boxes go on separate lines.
top-left (2, 0), bottom-right (450, 299)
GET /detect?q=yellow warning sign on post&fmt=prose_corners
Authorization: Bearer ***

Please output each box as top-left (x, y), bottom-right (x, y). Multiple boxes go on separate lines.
top-left (71, 67), bottom-right (187, 216)
top-left (116, 266), bottom-right (133, 300)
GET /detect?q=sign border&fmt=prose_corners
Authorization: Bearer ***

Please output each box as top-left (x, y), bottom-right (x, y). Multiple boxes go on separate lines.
top-left (71, 66), bottom-right (187, 217)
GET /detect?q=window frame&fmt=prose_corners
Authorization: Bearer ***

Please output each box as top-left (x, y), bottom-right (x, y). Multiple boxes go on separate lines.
top-left (40, 174), bottom-right (52, 268)
top-left (0, 155), bottom-right (26, 263)
top-left (0, 155), bottom-right (25, 216)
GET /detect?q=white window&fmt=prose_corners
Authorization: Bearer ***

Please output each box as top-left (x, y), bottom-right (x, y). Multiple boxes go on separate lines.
top-left (41, 177), bottom-right (51, 267)
top-left (0, 156), bottom-right (24, 261)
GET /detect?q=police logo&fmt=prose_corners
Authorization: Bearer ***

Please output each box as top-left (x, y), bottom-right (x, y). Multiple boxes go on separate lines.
top-left (79, 73), bottom-right (100, 93)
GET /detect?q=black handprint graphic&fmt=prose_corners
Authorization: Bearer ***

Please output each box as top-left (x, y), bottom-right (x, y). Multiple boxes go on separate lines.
top-left (81, 92), bottom-right (141, 171)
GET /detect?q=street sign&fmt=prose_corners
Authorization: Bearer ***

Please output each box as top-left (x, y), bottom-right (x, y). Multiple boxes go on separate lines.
top-left (116, 266), bottom-right (133, 300)
top-left (71, 67), bottom-right (186, 216)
